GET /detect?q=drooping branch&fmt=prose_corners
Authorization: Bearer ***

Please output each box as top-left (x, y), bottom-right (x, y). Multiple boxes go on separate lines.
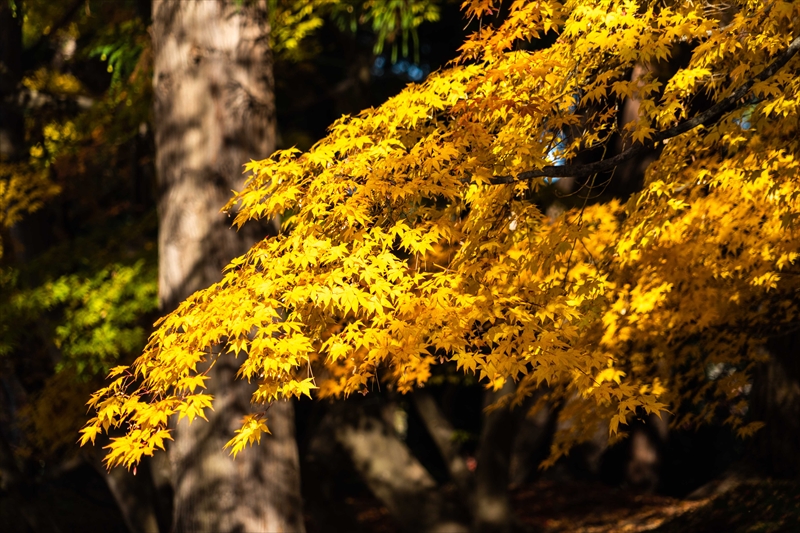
top-left (489, 35), bottom-right (800, 184)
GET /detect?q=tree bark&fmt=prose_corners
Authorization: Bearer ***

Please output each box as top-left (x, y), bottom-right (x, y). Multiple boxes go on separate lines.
top-left (152, 1), bottom-right (304, 531)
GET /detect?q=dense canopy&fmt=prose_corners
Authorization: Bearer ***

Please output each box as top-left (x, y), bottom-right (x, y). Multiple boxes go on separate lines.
top-left (83, 0), bottom-right (800, 469)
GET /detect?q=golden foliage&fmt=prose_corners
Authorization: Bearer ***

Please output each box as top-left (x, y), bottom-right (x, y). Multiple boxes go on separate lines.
top-left (85, 0), bottom-right (800, 468)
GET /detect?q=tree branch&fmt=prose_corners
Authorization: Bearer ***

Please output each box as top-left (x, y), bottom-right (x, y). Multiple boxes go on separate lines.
top-left (489, 35), bottom-right (800, 184)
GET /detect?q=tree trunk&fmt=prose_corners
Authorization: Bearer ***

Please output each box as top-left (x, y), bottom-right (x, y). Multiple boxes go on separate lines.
top-left (317, 398), bottom-right (470, 533)
top-left (411, 390), bottom-right (472, 496)
top-left (509, 392), bottom-right (558, 488)
top-left (88, 450), bottom-right (161, 533)
top-left (152, 1), bottom-right (304, 532)
top-left (750, 331), bottom-right (800, 478)
top-left (474, 382), bottom-right (523, 533)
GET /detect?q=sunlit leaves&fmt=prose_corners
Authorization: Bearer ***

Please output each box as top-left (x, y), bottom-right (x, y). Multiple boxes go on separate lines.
top-left (176, 394), bottom-right (214, 423)
top-left (85, 0), bottom-right (800, 468)
top-left (223, 414), bottom-right (271, 459)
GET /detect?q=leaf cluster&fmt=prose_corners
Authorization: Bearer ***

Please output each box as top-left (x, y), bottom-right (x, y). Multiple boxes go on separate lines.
top-left (85, 0), bottom-right (800, 468)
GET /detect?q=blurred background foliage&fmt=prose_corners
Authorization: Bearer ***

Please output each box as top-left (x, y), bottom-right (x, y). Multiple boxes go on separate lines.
top-left (0, 1), bottom-right (468, 530)
top-left (1, 0), bottom-right (458, 420)
top-left (270, 0), bottom-right (440, 62)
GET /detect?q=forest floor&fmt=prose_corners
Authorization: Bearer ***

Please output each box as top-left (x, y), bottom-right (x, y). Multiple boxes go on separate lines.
top-left (337, 478), bottom-right (800, 533)
top-left (6, 459), bottom-right (800, 532)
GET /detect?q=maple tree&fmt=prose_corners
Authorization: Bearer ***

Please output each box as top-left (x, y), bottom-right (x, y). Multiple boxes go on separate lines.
top-left (83, 0), bottom-right (800, 472)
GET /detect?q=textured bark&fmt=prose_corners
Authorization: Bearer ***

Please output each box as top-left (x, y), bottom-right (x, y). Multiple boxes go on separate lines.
top-left (152, 1), bottom-right (304, 531)
top-left (152, 0), bottom-right (276, 312)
